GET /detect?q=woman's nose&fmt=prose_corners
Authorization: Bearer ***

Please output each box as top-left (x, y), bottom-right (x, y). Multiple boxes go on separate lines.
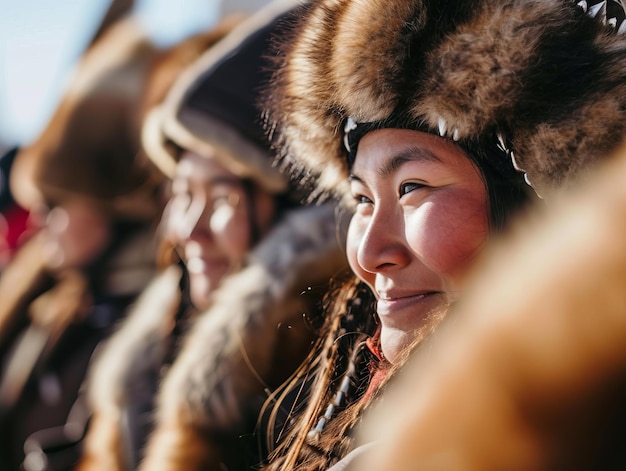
top-left (356, 207), bottom-right (410, 274)
top-left (170, 195), bottom-right (207, 243)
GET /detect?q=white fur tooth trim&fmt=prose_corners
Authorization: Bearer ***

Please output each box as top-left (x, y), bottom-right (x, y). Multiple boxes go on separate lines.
top-left (588, 1), bottom-right (606, 18)
top-left (452, 128), bottom-right (460, 141)
top-left (438, 117), bottom-right (447, 137)
top-left (618, 19), bottom-right (626, 34)
top-left (496, 131), bottom-right (507, 151)
top-left (509, 149), bottom-right (523, 172)
top-left (609, 17), bottom-right (617, 27)
top-left (523, 173), bottom-right (532, 186)
top-left (577, 0), bottom-right (588, 12)
top-left (523, 173), bottom-right (541, 197)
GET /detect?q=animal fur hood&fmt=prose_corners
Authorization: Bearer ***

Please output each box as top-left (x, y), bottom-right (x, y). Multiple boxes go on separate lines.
top-left (267, 0), bottom-right (626, 199)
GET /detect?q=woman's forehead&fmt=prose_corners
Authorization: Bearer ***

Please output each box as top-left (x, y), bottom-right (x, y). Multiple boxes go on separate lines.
top-left (176, 151), bottom-right (241, 184)
top-left (352, 128), bottom-right (470, 175)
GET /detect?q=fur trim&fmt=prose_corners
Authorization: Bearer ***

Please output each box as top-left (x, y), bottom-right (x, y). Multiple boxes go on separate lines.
top-left (144, 0), bottom-right (301, 193)
top-left (139, 17), bottom-right (244, 181)
top-left (81, 266), bottom-right (182, 469)
top-left (268, 0), bottom-right (626, 198)
top-left (85, 265), bottom-right (182, 417)
top-left (136, 203), bottom-right (349, 471)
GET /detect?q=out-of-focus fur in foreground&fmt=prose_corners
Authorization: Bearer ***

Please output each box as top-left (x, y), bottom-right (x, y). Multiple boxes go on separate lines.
top-left (350, 139), bottom-right (626, 471)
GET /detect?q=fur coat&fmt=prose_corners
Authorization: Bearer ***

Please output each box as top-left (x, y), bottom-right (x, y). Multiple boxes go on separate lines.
top-left (79, 202), bottom-right (349, 471)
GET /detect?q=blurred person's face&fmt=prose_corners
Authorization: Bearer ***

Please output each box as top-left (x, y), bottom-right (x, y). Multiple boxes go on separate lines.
top-left (39, 199), bottom-right (112, 270)
top-left (346, 129), bottom-right (489, 364)
top-left (166, 151), bottom-right (276, 309)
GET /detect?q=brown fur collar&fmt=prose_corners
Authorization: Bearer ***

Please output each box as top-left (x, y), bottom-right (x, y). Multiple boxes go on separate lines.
top-left (267, 0), bottom-right (626, 199)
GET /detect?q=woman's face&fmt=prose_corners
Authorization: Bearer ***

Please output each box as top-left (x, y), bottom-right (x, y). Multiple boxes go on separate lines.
top-left (166, 150), bottom-right (275, 310)
top-left (347, 128), bottom-right (489, 364)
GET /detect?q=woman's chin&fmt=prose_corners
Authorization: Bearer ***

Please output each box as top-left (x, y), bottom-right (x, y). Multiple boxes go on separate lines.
top-left (380, 307), bottom-right (450, 365)
top-left (380, 328), bottom-right (414, 365)
top-left (189, 276), bottom-right (216, 310)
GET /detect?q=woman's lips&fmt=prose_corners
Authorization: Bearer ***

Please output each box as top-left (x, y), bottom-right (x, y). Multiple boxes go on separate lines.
top-left (376, 292), bottom-right (440, 316)
top-left (186, 256), bottom-right (229, 275)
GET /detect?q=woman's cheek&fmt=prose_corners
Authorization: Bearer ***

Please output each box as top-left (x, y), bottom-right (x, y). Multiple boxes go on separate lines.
top-left (346, 215), bottom-right (370, 285)
top-left (410, 198), bottom-right (487, 285)
top-left (212, 207), bottom-right (250, 261)
top-left (209, 204), bottom-right (236, 234)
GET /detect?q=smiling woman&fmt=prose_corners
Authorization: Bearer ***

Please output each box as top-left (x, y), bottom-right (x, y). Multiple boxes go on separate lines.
top-left (347, 129), bottom-right (490, 364)
top-left (163, 150), bottom-right (276, 309)
top-left (259, 0), bottom-right (626, 470)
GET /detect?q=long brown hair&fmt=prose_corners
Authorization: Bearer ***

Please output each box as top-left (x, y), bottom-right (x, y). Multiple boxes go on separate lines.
top-left (259, 273), bottom-right (374, 470)
top-left (260, 270), bottom-right (453, 471)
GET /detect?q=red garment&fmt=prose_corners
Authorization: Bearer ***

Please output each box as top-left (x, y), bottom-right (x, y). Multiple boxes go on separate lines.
top-left (363, 324), bottom-right (391, 402)
top-left (0, 203), bottom-right (33, 266)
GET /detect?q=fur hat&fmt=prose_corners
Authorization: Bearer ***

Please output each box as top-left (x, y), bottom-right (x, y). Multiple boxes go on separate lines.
top-left (10, 16), bottom-right (162, 221)
top-left (267, 0), bottom-right (626, 199)
top-left (141, 0), bottom-right (300, 193)
top-left (137, 16), bottom-right (245, 128)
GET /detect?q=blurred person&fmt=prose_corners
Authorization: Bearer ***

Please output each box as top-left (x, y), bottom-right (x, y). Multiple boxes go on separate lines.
top-left (257, 0), bottom-right (626, 470)
top-left (74, 13), bottom-right (243, 471)
top-left (77, 2), bottom-right (347, 470)
top-left (0, 16), bottom-right (164, 471)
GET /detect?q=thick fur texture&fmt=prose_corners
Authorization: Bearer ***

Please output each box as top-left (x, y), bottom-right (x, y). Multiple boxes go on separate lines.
top-left (79, 265), bottom-right (183, 471)
top-left (348, 141), bottom-right (626, 470)
top-left (267, 0), bottom-right (626, 199)
top-left (81, 203), bottom-right (348, 471)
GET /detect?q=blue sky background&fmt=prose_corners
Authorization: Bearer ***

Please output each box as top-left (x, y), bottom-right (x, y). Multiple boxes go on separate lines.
top-left (0, 0), bottom-right (225, 147)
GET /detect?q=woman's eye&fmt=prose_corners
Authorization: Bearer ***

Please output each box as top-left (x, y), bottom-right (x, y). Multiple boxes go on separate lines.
top-left (210, 192), bottom-right (240, 211)
top-left (399, 182), bottom-right (425, 196)
top-left (352, 194), bottom-right (373, 205)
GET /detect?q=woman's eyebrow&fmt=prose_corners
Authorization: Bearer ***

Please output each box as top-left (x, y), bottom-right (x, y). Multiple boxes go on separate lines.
top-left (349, 147), bottom-right (441, 184)
top-left (378, 147), bottom-right (441, 178)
